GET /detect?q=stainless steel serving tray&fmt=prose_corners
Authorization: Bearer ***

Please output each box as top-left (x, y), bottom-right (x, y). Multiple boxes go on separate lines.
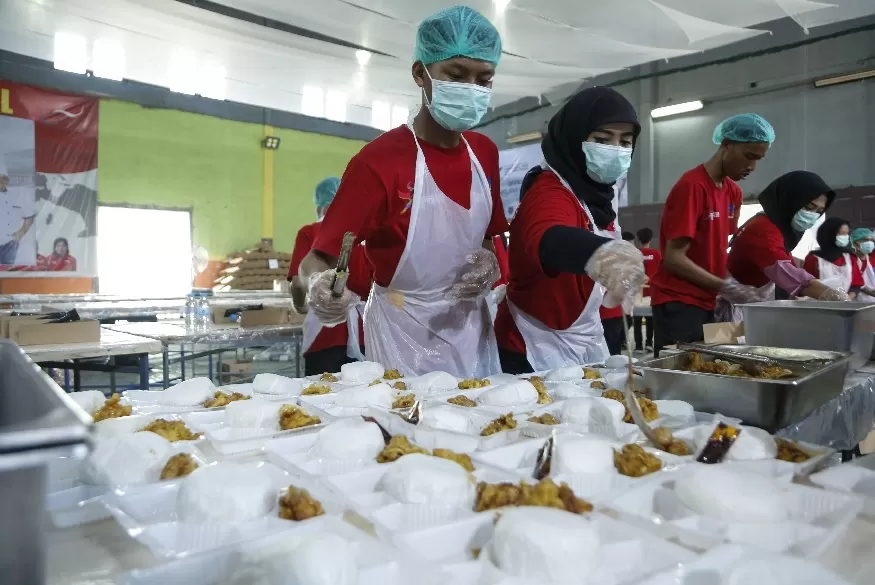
top-left (741, 300), bottom-right (875, 370)
top-left (637, 345), bottom-right (852, 433)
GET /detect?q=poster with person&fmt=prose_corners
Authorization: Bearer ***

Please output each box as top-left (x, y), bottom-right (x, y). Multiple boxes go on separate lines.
top-left (0, 82), bottom-right (98, 274)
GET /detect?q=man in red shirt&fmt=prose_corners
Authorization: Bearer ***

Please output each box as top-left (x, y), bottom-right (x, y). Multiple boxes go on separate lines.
top-left (650, 114), bottom-right (775, 355)
top-left (633, 227), bottom-right (660, 351)
top-left (298, 6), bottom-right (507, 377)
top-left (288, 177), bottom-right (372, 375)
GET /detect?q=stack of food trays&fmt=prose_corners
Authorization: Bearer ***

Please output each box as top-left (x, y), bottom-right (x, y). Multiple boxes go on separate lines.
top-left (49, 358), bottom-right (866, 585)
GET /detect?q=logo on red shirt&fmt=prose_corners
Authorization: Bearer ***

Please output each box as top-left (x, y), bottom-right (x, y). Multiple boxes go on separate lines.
top-left (728, 203), bottom-right (736, 219)
top-left (399, 182), bottom-right (414, 213)
top-left (707, 211), bottom-right (721, 220)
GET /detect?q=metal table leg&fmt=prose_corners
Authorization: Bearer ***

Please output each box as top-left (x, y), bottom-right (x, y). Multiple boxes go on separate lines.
top-left (217, 349), bottom-right (224, 386)
top-left (138, 353), bottom-right (150, 389)
top-left (162, 346), bottom-right (170, 389)
top-left (109, 356), bottom-right (117, 393)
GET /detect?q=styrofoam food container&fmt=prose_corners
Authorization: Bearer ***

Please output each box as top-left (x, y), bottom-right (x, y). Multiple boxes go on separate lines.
top-left (103, 461), bottom-right (345, 558)
top-left (521, 399), bottom-right (622, 440)
top-left (92, 413), bottom-right (207, 441)
top-left (809, 463), bottom-right (875, 517)
top-left (634, 543), bottom-right (852, 585)
top-left (607, 464), bottom-right (863, 556)
top-left (265, 431), bottom-right (381, 479)
top-left (203, 403), bottom-right (332, 456)
top-left (119, 515), bottom-right (421, 585)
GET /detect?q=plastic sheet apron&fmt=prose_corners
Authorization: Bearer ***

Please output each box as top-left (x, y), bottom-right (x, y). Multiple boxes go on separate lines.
top-left (818, 254), bottom-right (853, 293)
top-left (856, 256), bottom-right (875, 302)
top-left (507, 167), bottom-right (613, 371)
top-left (302, 301), bottom-right (366, 361)
top-left (363, 125), bottom-right (500, 378)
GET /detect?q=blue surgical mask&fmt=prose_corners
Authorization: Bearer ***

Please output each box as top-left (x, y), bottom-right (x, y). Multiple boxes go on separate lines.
top-left (861, 241), bottom-right (875, 255)
top-left (581, 142), bottom-right (633, 185)
top-left (835, 234), bottom-right (851, 247)
top-left (791, 209), bottom-right (820, 232)
top-left (424, 69), bottom-right (491, 132)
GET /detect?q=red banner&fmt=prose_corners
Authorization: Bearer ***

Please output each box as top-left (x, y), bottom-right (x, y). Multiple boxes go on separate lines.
top-left (0, 81), bottom-right (98, 274)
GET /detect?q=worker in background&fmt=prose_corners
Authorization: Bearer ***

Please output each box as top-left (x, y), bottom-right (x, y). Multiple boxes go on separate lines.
top-left (289, 177), bottom-right (372, 375)
top-left (494, 86), bottom-right (645, 374)
top-left (802, 218), bottom-right (862, 299)
top-left (299, 6), bottom-right (507, 377)
top-left (850, 228), bottom-right (875, 301)
top-left (719, 171), bottom-right (849, 321)
top-left (633, 227), bottom-right (659, 352)
top-left (649, 114), bottom-right (775, 355)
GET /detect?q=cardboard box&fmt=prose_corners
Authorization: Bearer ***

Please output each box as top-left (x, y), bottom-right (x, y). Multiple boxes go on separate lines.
top-left (239, 307), bottom-right (291, 328)
top-left (8, 319), bottom-right (101, 346)
top-left (703, 322), bottom-right (745, 345)
top-left (0, 315), bottom-right (46, 338)
top-left (221, 359), bottom-right (252, 383)
top-left (212, 306), bottom-right (237, 325)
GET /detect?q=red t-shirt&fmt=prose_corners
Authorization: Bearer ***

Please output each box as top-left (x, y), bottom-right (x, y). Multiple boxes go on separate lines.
top-left (650, 165), bottom-right (743, 311)
top-left (726, 215), bottom-right (793, 288)
top-left (288, 221), bottom-right (372, 354)
top-left (494, 171), bottom-right (607, 354)
top-left (313, 126), bottom-right (509, 287)
top-left (639, 246), bottom-right (661, 296)
top-left (493, 234), bottom-right (510, 288)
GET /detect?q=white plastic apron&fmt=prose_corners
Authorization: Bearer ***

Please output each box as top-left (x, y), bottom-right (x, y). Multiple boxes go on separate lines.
top-left (363, 125), bottom-right (500, 378)
top-left (818, 254), bottom-right (853, 293)
top-left (507, 168), bottom-right (611, 371)
top-left (856, 256), bottom-right (875, 302)
top-left (302, 302), bottom-right (366, 361)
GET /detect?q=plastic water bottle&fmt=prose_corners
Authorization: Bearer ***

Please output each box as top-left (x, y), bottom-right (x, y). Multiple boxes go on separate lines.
top-left (183, 294), bottom-right (196, 330)
top-left (196, 294), bottom-right (212, 332)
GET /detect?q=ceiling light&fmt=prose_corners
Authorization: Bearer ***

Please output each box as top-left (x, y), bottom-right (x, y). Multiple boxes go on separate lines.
top-left (302, 86), bottom-right (324, 118)
top-left (814, 69), bottom-right (875, 88)
top-left (493, 0), bottom-right (511, 12)
top-left (506, 130), bottom-right (543, 145)
top-left (371, 100), bottom-right (391, 131)
top-left (355, 50), bottom-right (371, 66)
top-left (53, 33), bottom-right (87, 74)
top-left (325, 90), bottom-right (348, 122)
top-left (92, 39), bottom-right (125, 81)
top-left (199, 62), bottom-right (227, 100)
top-left (168, 51), bottom-right (198, 95)
top-left (651, 100), bottom-right (704, 119)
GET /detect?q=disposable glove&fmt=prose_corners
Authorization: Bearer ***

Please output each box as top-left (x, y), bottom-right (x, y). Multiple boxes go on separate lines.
top-left (446, 249), bottom-right (500, 302)
top-left (585, 240), bottom-right (646, 308)
top-left (307, 270), bottom-right (360, 326)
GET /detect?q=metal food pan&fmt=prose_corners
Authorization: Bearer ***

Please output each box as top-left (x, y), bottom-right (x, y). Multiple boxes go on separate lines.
top-left (741, 300), bottom-right (875, 370)
top-left (636, 346), bottom-right (852, 433)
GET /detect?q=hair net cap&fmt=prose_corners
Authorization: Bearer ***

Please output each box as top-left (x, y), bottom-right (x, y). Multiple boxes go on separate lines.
top-left (414, 5), bottom-right (502, 66)
top-left (712, 113), bottom-right (775, 145)
top-left (851, 227), bottom-right (873, 242)
top-left (314, 177), bottom-right (341, 208)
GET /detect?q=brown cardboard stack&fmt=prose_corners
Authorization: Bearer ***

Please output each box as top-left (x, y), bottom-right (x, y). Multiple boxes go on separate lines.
top-left (213, 242), bottom-right (291, 291)
top-left (0, 314), bottom-right (101, 346)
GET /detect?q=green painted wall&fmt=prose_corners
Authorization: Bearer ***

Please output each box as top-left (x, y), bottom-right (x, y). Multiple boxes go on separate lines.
top-left (98, 100), bottom-right (367, 258)
top-left (272, 128), bottom-right (365, 255)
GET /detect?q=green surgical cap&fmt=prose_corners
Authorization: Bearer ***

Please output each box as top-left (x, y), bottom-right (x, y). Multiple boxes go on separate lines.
top-left (414, 5), bottom-right (502, 66)
top-left (851, 227), bottom-right (873, 242)
top-left (712, 113), bottom-right (775, 145)
top-left (314, 177), bottom-right (341, 208)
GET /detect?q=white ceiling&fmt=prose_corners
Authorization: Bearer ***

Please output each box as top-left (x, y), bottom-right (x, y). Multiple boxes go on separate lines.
top-left (1, 0), bottom-right (873, 128)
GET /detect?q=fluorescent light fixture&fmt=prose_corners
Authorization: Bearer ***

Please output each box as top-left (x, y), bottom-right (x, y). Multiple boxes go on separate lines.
top-left (198, 61), bottom-right (227, 100)
top-left (493, 0), bottom-right (511, 12)
top-left (54, 33), bottom-right (87, 74)
top-left (325, 90), bottom-right (348, 122)
top-left (91, 39), bottom-right (125, 81)
top-left (371, 100), bottom-right (391, 131)
top-left (168, 51), bottom-right (198, 95)
top-left (814, 69), bottom-right (875, 88)
top-left (391, 105), bottom-right (409, 128)
top-left (302, 86), bottom-right (324, 117)
top-left (506, 130), bottom-right (543, 145)
top-left (355, 50), bottom-right (371, 66)
top-left (650, 100), bottom-right (703, 119)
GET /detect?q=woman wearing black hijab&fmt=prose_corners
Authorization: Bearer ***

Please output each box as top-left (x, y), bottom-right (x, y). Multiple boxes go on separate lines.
top-left (493, 87), bottom-right (646, 374)
top-left (721, 171), bottom-right (848, 321)
top-left (803, 217), bottom-right (862, 297)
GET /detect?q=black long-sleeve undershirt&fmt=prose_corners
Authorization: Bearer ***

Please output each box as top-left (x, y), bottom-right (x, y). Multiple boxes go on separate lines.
top-left (538, 225), bottom-right (612, 275)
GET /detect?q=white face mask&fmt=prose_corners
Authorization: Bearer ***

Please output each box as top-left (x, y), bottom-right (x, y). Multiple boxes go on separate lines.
top-left (836, 234), bottom-right (851, 247)
top-left (581, 142), bottom-right (633, 184)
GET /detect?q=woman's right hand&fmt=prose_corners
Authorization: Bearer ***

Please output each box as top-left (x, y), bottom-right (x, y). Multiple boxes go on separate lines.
top-left (585, 240), bottom-right (646, 307)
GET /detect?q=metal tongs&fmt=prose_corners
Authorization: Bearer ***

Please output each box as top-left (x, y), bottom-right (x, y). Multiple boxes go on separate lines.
top-left (621, 311), bottom-right (665, 450)
top-left (677, 342), bottom-right (829, 370)
top-left (331, 232), bottom-right (356, 298)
